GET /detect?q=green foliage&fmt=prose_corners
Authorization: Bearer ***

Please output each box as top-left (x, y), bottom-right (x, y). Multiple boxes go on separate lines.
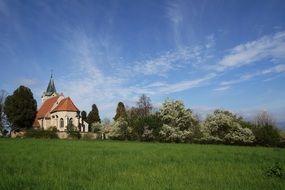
top-left (4, 86), bottom-right (37, 130)
top-left (127, 110), bottom-right (162, 140)
top-left (81, 110), bottom-right (87, 122)
top-left (265, 162), bottom-right (283, 178)
top-left (0, 139), bottom-right (285, 189)
top-left (87, 104), bottom-right (101, 124)
top-left (67, 123), bottom-right (81, 139)
top-left (109, 119), bottom-right (132, 140)
top-left (252, 124), bottom-right (280, 146)
top-left (90, 122), bottom-right (103, 133)
top-left (25, 129), bottom-right (58, 139)
top-left (113, 102), bottom-right (127, 121)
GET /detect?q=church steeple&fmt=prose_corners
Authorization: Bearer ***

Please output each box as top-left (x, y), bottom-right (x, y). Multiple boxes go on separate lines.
top-left (42, 72), bottom-right (58, 102)
top-left (45, 73), bottom-right (56, 96)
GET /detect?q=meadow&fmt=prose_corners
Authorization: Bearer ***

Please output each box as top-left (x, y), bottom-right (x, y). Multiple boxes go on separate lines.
top-left (0, 139), bottom-right (284, 190)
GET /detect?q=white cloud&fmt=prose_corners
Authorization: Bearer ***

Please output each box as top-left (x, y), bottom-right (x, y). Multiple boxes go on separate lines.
top-left (214, 86), bottom-right (230, 91)
top-left (262, 64), bottom-right (285, 74)
top-left (220, 64), bottom-right (285, 86)
top-left (165, 0), bottom-right (184, 47)
top-left (133, 47), bottom-right (193, 76)
top-left (205, 34), bottom-right (215, 49)
top-left (54, 28), bottom-right (215, 119)
top-left (216, 32), bottom-right (285, 71)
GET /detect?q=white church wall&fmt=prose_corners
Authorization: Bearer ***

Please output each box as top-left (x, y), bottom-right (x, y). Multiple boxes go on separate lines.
top-left (50, 111), bottom-right (80, 132)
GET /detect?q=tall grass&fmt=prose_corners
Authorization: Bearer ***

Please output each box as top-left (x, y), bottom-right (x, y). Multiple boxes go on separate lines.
top-left (0, 139), bottom-right (284, 189)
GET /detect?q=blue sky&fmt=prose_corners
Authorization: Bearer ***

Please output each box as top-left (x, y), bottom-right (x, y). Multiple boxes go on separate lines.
top-left (1, 0), bottom-right (285, 122)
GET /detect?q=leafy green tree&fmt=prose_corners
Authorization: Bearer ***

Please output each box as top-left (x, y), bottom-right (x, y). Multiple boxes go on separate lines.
top-left (4, 86), bottom-right (37, 130)
top-left (252, 111), bottom-right (280, 146)
top-left (87, 104), bottom-right (101, 124)
top-left (114, 102), bottom-right (127, 121)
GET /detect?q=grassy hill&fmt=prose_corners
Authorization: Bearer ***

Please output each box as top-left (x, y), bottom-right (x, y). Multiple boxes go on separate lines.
top-left (0, 139), bottom-right (284, 190)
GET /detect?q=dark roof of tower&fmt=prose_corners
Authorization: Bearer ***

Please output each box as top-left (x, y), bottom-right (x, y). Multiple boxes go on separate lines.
top-left (45, 74), bottom-right (57, 96)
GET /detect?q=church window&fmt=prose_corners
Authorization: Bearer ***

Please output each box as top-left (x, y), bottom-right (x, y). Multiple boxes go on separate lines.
top-left (60, 118), bottom-right (64, 128)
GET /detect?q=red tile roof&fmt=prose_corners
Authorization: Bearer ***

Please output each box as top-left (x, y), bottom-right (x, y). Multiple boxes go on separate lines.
top-left (51, 97), bottom-right (79, 113)
top-left (36, 96), bottom-right (60, 119)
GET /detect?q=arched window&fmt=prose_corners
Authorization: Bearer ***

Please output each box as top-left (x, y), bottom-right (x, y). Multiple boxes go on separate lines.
top-left (60, 118), bottom-right (64, 128)
top-left (69, 118), bottom-right (73, 126)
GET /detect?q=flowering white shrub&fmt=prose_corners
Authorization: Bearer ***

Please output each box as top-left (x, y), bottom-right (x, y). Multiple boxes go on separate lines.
top-left (108, 119), bottom-right (132, 140)
top-left (90, 122), bottom-right (103, 133)
top-left (224, 127), bottom-right (255, 144)
top-left (158, 100), bottom-right (198, 142)
top-left (141, 126), bottom-right (155, 141)
top-left (203, 110), bottom-right (255, 144)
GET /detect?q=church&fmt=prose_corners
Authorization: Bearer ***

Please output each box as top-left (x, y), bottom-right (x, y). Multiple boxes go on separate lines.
top-left (33, 75), bottom-right (88, 132)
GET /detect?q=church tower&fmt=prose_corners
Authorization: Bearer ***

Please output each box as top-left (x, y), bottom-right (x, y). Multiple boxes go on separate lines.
top-left (42, 73), bottom-right (58, 102)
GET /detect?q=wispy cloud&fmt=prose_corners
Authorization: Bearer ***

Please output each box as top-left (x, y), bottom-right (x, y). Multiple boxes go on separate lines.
top-left (220, 64), bottom-right (285, 86)
top-left (216, 32), bottom-right (285, 71)
top-left (133, 35), bottom-right (216, 77)
top-left (133, 47), bottom-right (193, 76)
top-left (165, 0), bottom-right (184, 47)
top-left (214, 86), bottom-right (230, 91)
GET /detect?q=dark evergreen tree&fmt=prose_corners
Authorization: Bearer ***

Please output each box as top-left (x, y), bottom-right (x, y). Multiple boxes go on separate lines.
top-left (87, 104), bottom-right (101, 124)
top-left (114, 102), bottom-right (127, 121)
top-left (4, 86), bottom-right (37, 130)
top-left (81, 110), bottom-right (87, 123)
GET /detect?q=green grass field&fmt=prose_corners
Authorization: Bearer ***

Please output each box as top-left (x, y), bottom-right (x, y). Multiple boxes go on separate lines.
top-left (0, 139), bottom-right (284, 190)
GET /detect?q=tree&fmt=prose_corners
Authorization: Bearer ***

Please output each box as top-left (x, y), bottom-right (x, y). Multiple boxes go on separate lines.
top-left (4, 86), bottom-right (37, 130)
top-left (0, 90), bottom-right (8, 134)
top-left (136, 94), bottom-right (153, 117)
top-left (158, 99), bottom-right (198, 142)
top-left (202, 109), bottom-right (255, 144)
top-left (252, 111), bottom-right (280, 146)
top-left (109, 118), bottom-right (132, 140)
top-left (81, 110), bottom-right (87, 124)
top-left (90, 122), bottom-right (103, 133)
top-left (87, 104), bottom-right (101, 124)
top-left (114, 102), bottom-right (127, 121)
top-left (254, 111), bottom-right (276, 126)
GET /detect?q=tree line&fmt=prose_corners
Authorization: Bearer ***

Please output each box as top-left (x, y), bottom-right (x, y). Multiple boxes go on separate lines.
top-left (0, 86), bottom-right (284, 147)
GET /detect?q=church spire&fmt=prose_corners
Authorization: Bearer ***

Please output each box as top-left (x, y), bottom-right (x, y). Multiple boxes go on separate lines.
top-left (45, 72), bottom-right (56, 96)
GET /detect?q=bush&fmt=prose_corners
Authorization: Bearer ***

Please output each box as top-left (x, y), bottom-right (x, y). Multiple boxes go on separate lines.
top-left (90, 122), bottom-right (103, 133)
top-left (127, 112), bottom-right (162, 141)
top-left (67, 123), bottom-right (81, 139)
top-left (108, 119), bottom-right (132, 140)
top-left (159, 124), bottom-right (193, 143)
top-left (202, 109), bottom-right (255, 145)
top-left (252, 124), bottom-right (280, 146)
top-left (265, 162), bottom-right (283, 178)
top-left (158, 100), bottom-right (198, 142)
top-left (25, 129), bottom-right (58, 139)
top-left (141, 126), bottom-right (155, 141)
top-left (224, 127), bottom-right (255, 145)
